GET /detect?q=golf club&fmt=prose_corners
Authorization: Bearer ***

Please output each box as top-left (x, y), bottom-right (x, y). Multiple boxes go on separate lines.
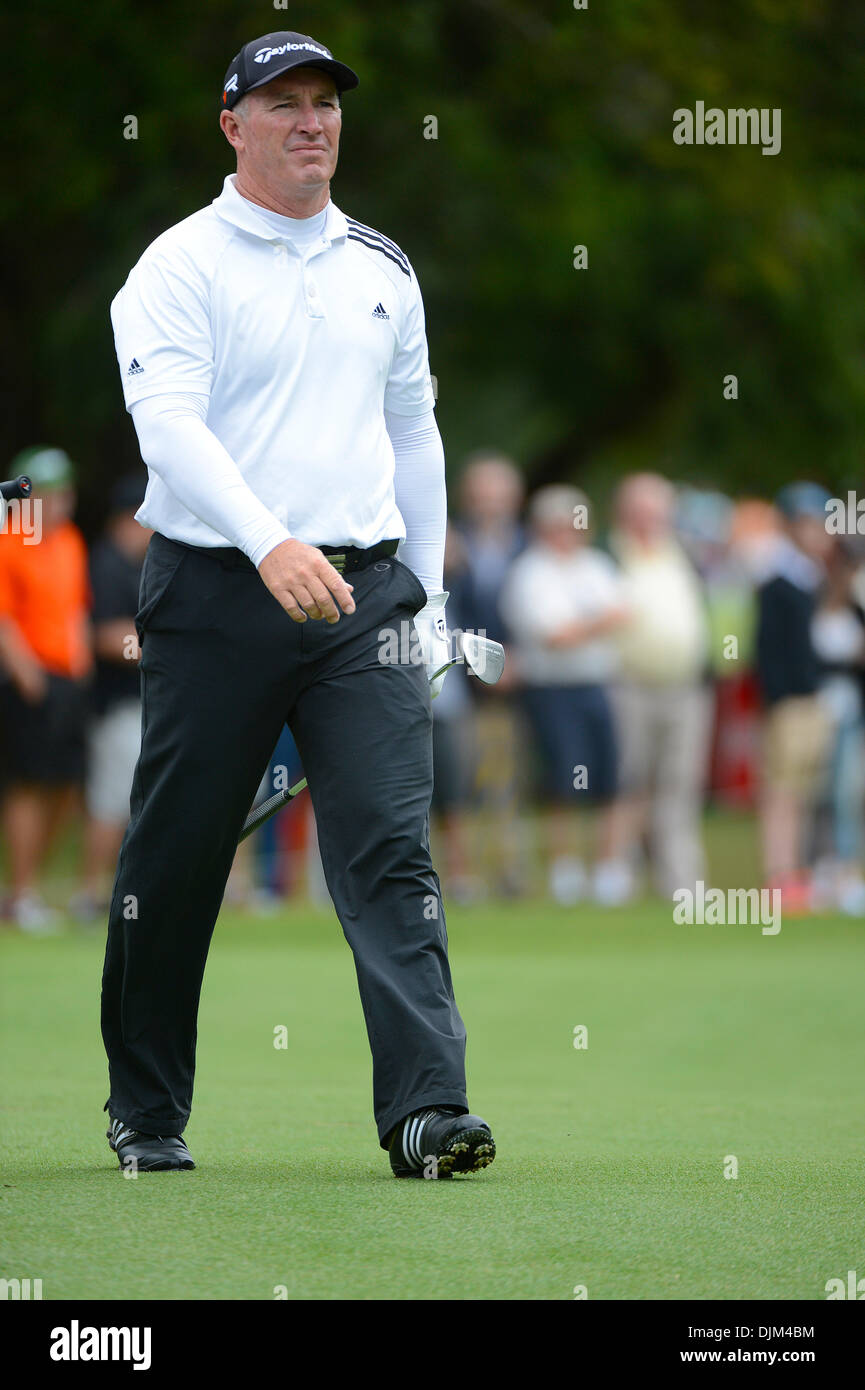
top-left (429, 631), bottom-right (506, 687)
top-left (0, 475), bottom-right (32, 529)
top-left (0, 475), bottom-right (32, 501)
top-left (238, 631), bottom-right (505, 843)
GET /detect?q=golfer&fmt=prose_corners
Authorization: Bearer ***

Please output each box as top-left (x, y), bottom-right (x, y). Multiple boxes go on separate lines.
top-left (102, 30), bottom-right (495, 1178)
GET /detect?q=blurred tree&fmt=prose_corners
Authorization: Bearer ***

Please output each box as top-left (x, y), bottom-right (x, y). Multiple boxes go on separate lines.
top-left (3, 0), bottom-right (863, 534)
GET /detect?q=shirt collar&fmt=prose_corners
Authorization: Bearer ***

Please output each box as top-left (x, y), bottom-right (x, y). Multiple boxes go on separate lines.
top-left (212, 174), bottom-right (348, 245)
top-left (756, 534), bottom-right (825, 592)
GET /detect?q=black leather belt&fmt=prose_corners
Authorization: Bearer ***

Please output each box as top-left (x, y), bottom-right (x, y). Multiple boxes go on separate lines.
top-left (165, 537), bottom-right (400, 574)
top-left (318, 539), bottom-right (400, 574)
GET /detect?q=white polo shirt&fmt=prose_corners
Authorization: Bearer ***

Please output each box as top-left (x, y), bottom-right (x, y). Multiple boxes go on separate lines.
top-left (110, 175), bottom-right (436, 550)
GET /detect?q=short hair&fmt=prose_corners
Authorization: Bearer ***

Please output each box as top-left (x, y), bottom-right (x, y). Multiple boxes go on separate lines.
top-left (233, 81), bottom-right (341, 120)
top-left (529, 485), bottom-right (589, 528)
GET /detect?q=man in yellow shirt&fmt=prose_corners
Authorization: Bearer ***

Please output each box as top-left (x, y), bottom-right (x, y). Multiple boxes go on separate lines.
top-left (607, 473), bottom-right (712, 900)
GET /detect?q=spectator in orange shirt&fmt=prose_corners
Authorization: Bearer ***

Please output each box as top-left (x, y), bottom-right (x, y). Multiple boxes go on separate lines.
top-left (0, 447), bottom-right (92, 932)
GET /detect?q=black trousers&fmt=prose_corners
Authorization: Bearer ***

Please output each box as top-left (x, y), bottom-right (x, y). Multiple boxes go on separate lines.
top-left (100, 533), bottom-right (468, 1146)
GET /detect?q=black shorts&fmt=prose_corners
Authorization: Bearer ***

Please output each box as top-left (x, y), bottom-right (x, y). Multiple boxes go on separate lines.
top-left (432, 717), bottom-right (475, 813)
top-left (0, 673), bottom-right (90, 785)
top-left (521, 683), bottom-right (618, 804)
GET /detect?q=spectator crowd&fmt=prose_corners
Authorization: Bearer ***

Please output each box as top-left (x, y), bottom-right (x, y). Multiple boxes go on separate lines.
top-left (2, 445), bottom-right (864, 930)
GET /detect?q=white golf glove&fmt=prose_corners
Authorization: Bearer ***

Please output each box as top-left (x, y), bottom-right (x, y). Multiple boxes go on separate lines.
top-left (414, 591), bottom-right (450, 699)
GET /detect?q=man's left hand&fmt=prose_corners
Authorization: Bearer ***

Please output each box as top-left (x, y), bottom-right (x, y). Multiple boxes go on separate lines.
top-left (414, 591), bottom-right (450, 699)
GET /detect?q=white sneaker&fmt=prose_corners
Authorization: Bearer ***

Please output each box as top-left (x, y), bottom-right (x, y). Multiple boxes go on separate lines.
top-left (592, 859), bottom-right (634, 907)
top-left (8, 893), bottom-right (61, 935)
top-left (809, 858), bottom-right (838, 912)
top-left (549, 857), bottom-right (587, 906)
top-left (248, 888), bottom-right (282, 916)
top-left (838, 874), bottom-right (865, 917)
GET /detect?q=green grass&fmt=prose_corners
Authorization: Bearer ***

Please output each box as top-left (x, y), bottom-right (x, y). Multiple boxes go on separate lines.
top-left (2, 881), bottom-right (864, 1301)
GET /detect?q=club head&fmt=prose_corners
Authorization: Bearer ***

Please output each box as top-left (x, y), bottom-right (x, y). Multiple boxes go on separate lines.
top-left (458, 632), bottom-right (506, 685)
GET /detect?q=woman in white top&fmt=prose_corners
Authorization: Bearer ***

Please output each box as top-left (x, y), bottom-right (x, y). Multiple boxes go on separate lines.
top-left (501, 487), bottom-right (629, 905)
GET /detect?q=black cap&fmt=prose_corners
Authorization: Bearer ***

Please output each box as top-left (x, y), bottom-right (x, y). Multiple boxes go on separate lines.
top-left (221, 31), bottom-right (359, 111)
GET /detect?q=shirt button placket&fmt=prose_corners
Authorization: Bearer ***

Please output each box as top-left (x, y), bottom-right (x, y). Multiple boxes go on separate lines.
top-left (305, 276), bottom-right (322, 318)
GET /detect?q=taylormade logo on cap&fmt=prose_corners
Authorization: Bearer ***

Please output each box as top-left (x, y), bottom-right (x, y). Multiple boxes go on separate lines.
top-left (253, 41), bottom-right (332, 65)
top-left (220, 30), bottom-right (359, 109)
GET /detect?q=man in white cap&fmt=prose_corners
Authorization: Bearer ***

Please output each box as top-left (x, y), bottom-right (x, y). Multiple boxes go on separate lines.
top-left (102, 31), bottom-right (495, 1178)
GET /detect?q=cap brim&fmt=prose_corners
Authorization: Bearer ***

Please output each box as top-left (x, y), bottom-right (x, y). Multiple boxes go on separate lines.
top-left (30, 476), bottom-right (74, 492)
top-left (246, 57), bottom-right (359, 97)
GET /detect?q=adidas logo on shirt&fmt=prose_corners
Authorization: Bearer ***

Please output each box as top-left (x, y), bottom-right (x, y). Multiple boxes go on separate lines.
top-left (127, 358), bottom-right (144, 375)
top-left (371, 303), bottom-right (390, 320)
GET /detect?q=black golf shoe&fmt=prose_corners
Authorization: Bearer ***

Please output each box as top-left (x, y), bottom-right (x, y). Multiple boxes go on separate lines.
top-left (388, 1106), bottom-right (495, 1179)
top-left (107, 1116), bottom-right (195, 1172)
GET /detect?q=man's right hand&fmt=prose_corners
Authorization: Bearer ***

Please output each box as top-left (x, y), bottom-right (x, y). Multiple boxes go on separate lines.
top-left (13, 662), bottom-right (48, 704)
top-left (257, 539), bottom-right (356, 625)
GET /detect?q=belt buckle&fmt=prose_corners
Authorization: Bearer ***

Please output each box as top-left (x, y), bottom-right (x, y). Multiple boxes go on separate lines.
top-left (328, 552), bottom-right (347, 574)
